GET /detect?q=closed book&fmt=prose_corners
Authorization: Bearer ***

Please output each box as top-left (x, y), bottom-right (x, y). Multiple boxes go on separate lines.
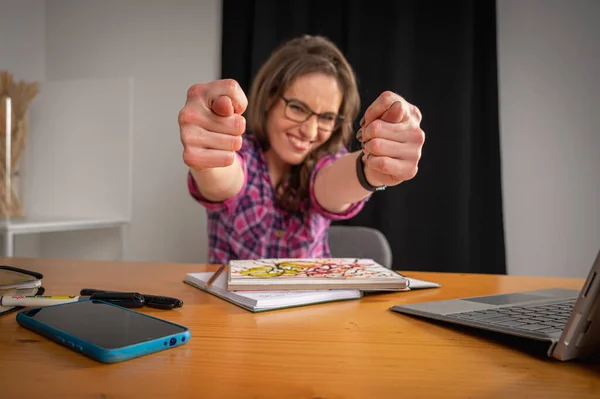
top-left (0, 266), bottom-right (45, 316)
top-left (227, 258), bottom-right (409, 291)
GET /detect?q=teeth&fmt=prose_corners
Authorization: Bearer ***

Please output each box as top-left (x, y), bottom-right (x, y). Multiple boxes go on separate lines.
top-left (289, 135), bottom-right (309, 150)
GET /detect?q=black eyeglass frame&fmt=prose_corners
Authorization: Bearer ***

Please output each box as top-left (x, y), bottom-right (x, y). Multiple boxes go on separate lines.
top-left (280, 96), bottom-right (345, 131)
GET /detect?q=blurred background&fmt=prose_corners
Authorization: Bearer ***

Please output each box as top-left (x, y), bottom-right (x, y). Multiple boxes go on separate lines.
top-left (0, 0), bottom-right (598, 278)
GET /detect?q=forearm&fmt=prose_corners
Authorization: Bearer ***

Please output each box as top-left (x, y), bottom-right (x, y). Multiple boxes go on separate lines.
top-left (313, 151), bottom-right (372, 213)
top-left (190, 155), bottom-right (245, 202)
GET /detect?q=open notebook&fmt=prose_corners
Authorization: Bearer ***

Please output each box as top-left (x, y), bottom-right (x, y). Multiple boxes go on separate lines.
top-left (184, 271), bottom-right (363, 312)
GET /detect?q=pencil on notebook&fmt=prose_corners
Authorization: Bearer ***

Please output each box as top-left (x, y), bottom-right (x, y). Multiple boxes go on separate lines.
top-left (205, 264), bottom-right (227, 288)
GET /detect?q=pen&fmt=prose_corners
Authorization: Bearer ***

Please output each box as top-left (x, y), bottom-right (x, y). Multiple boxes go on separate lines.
top-left (1, 295), bottom-right (82, 307)
top-left (0, 292), bottom-right (145, 308)
top-left (205, 264), bottom-right (227, 288)
top-left (80, 288), bottom-right (183, 310)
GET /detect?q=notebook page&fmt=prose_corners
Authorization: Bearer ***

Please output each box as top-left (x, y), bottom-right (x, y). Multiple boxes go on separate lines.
top-left (185, 272), bottom-right (361, 307)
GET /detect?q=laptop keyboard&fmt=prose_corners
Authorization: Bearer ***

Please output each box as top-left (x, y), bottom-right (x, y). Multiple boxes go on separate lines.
top-left (452, 299), bottom-right (576, 335)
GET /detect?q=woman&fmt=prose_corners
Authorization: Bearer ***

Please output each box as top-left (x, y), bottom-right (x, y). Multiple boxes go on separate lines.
top-left (178, 35), bottom-right (424, 264)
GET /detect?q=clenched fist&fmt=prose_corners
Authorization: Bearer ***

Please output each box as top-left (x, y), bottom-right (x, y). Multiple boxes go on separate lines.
top-left (358, 91), bottom-right (425, 187)
top-left (178, 79), bottom-right (248, 171)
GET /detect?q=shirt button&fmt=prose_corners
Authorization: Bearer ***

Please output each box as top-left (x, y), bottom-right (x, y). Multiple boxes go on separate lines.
top-left (275, 229), bottom-right (285, 238)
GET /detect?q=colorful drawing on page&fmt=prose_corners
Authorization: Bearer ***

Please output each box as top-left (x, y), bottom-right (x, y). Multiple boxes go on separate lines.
top-left (230, 258), bottom-right (396, 279)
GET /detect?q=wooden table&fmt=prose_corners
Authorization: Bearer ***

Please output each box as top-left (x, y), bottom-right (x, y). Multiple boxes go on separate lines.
top-left (1, 258), bottom-right (599, 398)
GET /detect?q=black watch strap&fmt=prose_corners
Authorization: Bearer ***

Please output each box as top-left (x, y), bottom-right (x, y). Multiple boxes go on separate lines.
top-left (356, 151), bottom-right (386, 192)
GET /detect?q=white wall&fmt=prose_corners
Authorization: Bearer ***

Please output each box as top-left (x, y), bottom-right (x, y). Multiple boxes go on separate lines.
top-left (0, 0), bottom-right (46, 256)
top-left (0, 0), bottom-right (46, 82)
top-left (2, 0), bottom-right (598, 276)
top-left (26, 77), bottom-right (133, 260)
top-left (497, 0), bottom-right (600, 277)
top-left (40, 0), bottom-right (222, 263)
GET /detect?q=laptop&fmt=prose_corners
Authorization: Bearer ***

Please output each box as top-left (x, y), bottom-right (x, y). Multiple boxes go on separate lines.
top-left (390, 249), bottom-right (600, 361)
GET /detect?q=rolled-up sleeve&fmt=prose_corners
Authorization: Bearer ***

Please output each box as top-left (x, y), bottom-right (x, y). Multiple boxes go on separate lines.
top-left (187, 152), bottom-right (248, 214)
top-left (309, 150), bottom-right (370, 220)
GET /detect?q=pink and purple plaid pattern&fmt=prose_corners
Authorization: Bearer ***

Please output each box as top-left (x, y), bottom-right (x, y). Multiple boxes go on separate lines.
top-left (188, 134), bottom-right (368, 264)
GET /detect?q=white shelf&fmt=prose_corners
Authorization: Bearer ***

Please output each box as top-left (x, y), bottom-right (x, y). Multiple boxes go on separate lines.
top-left (0, 216), bottom-right (128, 234)
top-left (6, 78), bottom-right (134, 260)
top-left (0, 217), bottom-right (129, 257)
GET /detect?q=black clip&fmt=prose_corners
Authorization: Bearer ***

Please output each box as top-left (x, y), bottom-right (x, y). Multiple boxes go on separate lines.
top-left (89, 292), bottom-right (145, 308)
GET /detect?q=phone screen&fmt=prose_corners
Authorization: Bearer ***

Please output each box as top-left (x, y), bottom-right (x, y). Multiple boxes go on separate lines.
top-left (22, 300), bottom-right (187, 349)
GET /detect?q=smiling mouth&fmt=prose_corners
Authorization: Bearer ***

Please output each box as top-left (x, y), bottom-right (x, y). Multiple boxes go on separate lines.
top-left (286, 133), bottom-right (312, 151)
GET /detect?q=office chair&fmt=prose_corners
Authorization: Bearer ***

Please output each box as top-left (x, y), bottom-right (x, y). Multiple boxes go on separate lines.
top-left (327, 225), bottom-right (393, 269)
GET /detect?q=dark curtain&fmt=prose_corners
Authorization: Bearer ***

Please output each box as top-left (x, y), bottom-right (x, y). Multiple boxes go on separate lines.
top-left (221, 0), bottom-right (506, 274)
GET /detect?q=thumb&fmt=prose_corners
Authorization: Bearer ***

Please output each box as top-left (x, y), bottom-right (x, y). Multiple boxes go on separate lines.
top-left (211, 95), bottom-right (235, 117)
top-left (380, 101), bottom-right (406, 124)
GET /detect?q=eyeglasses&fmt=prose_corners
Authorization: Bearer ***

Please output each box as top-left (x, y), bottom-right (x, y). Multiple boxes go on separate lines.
top-left (280, 96), bottom-right (344, 132)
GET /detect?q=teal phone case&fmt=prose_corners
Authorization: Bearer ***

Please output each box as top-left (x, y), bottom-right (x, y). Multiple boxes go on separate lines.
top-left (16, 299), bottom-right (191, 363)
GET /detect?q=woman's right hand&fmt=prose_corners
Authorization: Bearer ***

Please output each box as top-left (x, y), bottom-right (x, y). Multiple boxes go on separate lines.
top-left (178, 79), bottom-right (248, 171)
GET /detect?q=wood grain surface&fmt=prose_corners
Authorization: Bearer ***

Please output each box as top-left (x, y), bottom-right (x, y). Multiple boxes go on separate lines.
top-left (1, 257), bottom-right (598, 399)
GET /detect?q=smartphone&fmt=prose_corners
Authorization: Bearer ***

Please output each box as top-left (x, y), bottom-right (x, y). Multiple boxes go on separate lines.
top-left (16, 299), bottom-right (191, 364)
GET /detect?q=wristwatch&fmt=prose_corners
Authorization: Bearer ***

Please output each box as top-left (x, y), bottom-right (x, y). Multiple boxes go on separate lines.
top-left (356, 151), bottom-right (386, 192)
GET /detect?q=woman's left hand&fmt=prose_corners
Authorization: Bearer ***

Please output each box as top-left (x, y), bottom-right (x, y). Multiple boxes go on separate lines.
top-left (357, 91), bottom-right (425, 188)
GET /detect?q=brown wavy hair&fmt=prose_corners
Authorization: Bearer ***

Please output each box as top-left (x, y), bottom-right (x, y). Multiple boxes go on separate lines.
top-left (246, 35), bottom-right (360, 212)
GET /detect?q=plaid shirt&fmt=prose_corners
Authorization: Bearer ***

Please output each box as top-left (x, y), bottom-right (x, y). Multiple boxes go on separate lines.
top-left (188, 134), bottom-right (368, 264)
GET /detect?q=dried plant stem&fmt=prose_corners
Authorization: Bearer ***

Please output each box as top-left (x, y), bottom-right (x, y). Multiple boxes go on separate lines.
top-left (0, 71), bottom-right (38, 218)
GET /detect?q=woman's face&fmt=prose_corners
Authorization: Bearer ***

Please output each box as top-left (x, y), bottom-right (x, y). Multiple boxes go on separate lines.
top-left (265, 72), bottom-right (343, 166)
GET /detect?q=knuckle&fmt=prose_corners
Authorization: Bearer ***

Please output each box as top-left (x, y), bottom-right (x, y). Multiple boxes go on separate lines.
top-left (407, 165), bottom-right (419, 179)
top-left (222, 78), bottom-right (239, 94)
top-left (382, 91), bottom-right (396, 102)
top-left (414, 128), bottom-right (425, 145)
top-left (180, 129), bottom-right (193, 145)
top-left (186, 84), bottom-right (203, 100)
top-left (414, 146), bottom-right (423, 161)
top-left (379, 157), bottom-right (391, 174)
top-left (369, 119), bottom-right (382, 138)
top-left (181, 127), bottom-right (202, 147)
top-left (182, 149), bottom-right (198, 168)
top-left (413, 105), bottom-right (422, 121)
top-left (178, 107), bottom-right (196, 126)
top-left (369, 138), bottom-right (383, 155)
top-left (177, 108), bottom-right (187, 126)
